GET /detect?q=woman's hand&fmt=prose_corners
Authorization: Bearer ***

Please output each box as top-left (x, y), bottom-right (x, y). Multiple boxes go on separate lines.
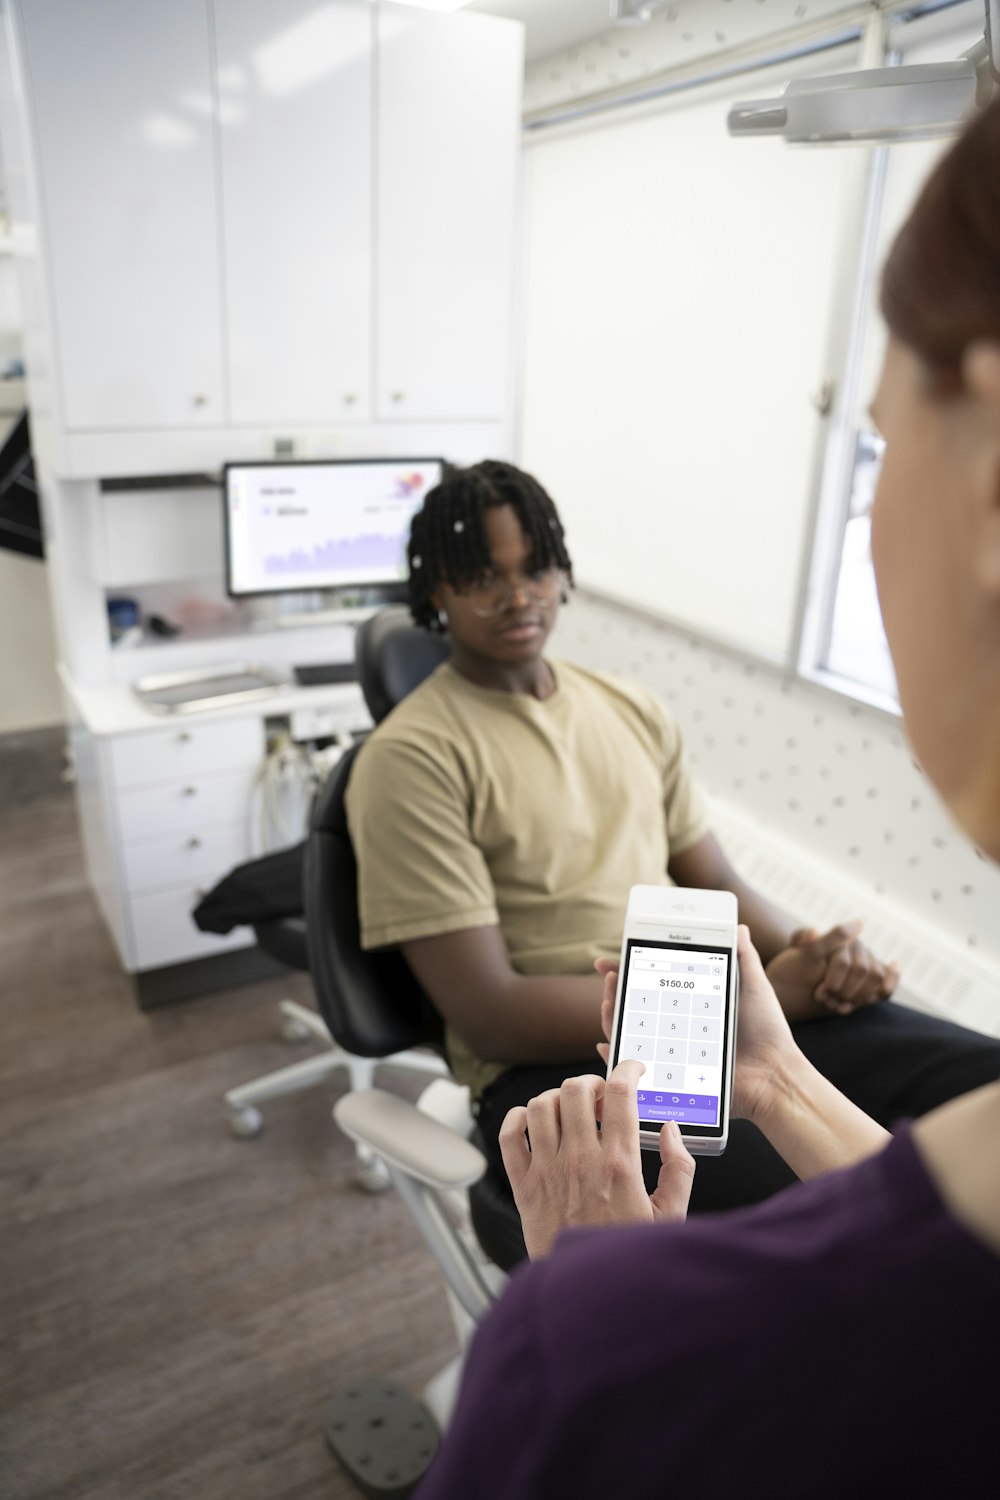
top-left (728, 924), bottom-right (802, 1123)
top-left (594, 925), bottom-right (803, 1129)
top-left (499, 1060), bottom-right (696, 1260)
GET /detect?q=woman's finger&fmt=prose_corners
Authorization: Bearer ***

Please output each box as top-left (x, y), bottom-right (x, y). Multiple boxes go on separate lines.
top-left (498, 1105), bottom-right (531, 1190)
top-left (649, 1121), bottom-right (696, 1223)
top-left (597, 1059), bottom-right (644, 1154)
top-left (556, 1074), bottom-right (605, 1152)
top-left (525, 1088), bottom-right (563, 1163)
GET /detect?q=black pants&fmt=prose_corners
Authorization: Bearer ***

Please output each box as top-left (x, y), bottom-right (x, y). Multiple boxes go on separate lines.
top-left (475, 1003), bottom-right (1000, 1253)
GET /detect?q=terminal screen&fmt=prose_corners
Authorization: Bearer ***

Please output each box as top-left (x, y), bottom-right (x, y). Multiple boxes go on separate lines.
top-left (614, 939), bottom-right (733, 1133)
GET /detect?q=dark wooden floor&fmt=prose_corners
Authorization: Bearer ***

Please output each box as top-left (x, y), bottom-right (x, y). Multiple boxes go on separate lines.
top-left (0, 729), bottom-right (457, 1500)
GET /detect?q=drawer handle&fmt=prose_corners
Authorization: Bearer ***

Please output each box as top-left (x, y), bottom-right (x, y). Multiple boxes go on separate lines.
top-left (186, 837), bottom-right (202, 849)
top-left (177, 732), bottom-right (192, 744)
top-left (182, 786), bottom-right (198, 797)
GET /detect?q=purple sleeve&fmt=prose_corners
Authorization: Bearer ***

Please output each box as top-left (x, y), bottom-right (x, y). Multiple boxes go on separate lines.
top-left (415, 1268), bottom-right (545, 1498)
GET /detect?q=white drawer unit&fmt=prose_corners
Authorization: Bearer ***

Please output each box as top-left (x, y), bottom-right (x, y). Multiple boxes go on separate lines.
top-left (121, 820), bottom-right (253, 895)
top-left (116, 766), bottom-right (259, 843)
top-left (75, 709), bottom-right (271, 977)
top-left (110, 716), bottom-right (264, 789)
top-left (129, 883), bottom-right (255, 971)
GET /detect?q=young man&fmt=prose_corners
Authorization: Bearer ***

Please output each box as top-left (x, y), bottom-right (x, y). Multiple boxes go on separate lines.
top-left (346, 460), bottom-right (1000, 1236)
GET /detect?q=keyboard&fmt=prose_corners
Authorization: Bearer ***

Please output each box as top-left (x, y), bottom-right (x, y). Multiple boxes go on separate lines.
top-left (293, 662), bottom-right (358, 686)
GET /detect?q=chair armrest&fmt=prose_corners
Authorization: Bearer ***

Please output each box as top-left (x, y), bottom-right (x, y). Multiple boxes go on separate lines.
top-left (334, 1088), bottom-right (487, 1191)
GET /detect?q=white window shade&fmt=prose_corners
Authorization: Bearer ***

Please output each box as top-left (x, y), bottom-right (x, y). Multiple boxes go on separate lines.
top-left (520, 46), bottom-right (859, 665)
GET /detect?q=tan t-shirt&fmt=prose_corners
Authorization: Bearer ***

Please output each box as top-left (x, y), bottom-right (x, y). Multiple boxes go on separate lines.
top-left (345, 659), bottom-right (708, 1096)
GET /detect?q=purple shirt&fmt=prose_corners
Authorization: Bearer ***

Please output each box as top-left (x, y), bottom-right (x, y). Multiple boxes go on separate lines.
top-left (417, 1129), bottom-right (999, 1499)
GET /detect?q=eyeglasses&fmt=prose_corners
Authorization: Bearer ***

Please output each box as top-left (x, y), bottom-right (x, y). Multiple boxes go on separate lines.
top-left (459, 567), bottom-right (565, 619)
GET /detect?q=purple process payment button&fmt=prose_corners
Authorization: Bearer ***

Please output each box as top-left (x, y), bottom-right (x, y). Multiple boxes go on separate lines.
top-left (637, 1090), bottom-right (718, 1126)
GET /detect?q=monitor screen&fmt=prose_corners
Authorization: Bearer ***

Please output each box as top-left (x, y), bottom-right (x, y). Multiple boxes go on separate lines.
top-left (223, 457), bottom-right (444, 597)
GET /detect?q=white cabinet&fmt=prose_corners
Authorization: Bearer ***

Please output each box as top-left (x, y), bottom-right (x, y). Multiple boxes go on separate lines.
top-left (98, 713), bottom-right (264, 971)
top-left (18, 0), bottom-right (225, 430)
top-left (376, 7), bottom-right (522, 422)
top-left (110, 717), bottom-right (261, 787)
top-left (5, 0), bottom-right (522, 465)
top-left (214, 0), bottom-right (374, 426)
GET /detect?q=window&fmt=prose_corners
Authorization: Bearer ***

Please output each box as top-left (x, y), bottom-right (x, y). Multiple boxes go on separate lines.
top-left (801, 3), bottom-right (983, 712)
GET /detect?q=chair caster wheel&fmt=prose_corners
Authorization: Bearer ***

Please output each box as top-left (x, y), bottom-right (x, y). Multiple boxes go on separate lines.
top-left (354, 1155), bottom-right (392, 1193)
top-left (280, 1018), bottom-right (313, 1044)
top-left (228, 1104), bottom-right (263, 1138)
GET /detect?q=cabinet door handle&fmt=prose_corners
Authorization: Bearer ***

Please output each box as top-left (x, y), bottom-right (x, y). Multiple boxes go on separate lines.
top-left (390, 391), bottom-right (405, 403)
top-left (177, 731), bottom-right (192, 743)
top-left (182, 786), bottom-right (198, 797)
top-left (192, 393), bottom-right (209, 407)
top-left (343, 392), bottom-right (357, 406)
top-left (186, 837), bottom-right (202, 849)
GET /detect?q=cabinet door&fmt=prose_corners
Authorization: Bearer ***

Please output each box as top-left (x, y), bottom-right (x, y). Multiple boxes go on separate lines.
top-left (18, 0), bottom-right (224, 429)
top-left (376, 7), bottom-right (522, 423)
top-left (214, 0), bottom-right (373, 425)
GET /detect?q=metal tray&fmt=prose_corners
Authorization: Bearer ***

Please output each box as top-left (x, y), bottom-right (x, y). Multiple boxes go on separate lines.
top-left (132, 662), bottom-right (290, 714)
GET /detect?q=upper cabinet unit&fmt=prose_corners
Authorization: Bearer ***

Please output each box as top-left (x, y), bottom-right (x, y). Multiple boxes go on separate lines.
top-left (17, 0), bottom-right (225, 431)
top-left (376, 7), bottom-right (522, 423)
top-left (0, 0), bottom-right (523, 474)
top-left (214, 0), bottom-right (373, 427)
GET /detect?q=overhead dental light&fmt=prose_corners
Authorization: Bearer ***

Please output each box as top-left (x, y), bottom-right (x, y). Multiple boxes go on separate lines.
top-left (728, 1), bottom-right (998, 145)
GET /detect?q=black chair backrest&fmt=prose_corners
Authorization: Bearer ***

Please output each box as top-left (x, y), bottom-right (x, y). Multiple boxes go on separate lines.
top-left (355, 605), bottom-right (450, 726)
top-left (305, 742), bottom-right (445, 1058)
top-left (304, 606), bottom-right (449, 1059)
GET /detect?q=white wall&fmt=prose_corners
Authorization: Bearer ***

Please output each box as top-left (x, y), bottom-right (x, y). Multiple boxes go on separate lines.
top-left (553, 592), bottom-right (1000, 981)
top-left (0, 217), bottom-right (61, 733)
top-left (0, 546), bottom-right (62, 732)
top-left (520, 45), bottom-right (862, 663)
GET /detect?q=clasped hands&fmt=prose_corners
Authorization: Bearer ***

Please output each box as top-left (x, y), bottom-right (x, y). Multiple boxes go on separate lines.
top-left (766, 920), bottom-right (899, 1021)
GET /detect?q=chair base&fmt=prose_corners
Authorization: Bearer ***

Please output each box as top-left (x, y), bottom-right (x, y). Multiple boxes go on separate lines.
top-left (323, 1378), bottom-right (439, 1499)
top-left (224, 1000), bottom-right (447, 1191)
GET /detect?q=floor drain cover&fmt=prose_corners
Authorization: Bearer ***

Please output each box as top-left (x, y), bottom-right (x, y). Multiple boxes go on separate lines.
top-left (324, 1380), bottom-right (441, 1498)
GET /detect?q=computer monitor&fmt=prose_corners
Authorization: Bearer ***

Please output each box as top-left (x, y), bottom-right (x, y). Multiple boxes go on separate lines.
top-left (222, 456), bottom-right (444, 598)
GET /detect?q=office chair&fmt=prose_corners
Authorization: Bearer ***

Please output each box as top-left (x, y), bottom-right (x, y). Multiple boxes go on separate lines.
top-left (222, 609), bottom-right (454, 1188)
top-left (303, 612), bottom-right (526, 1453)
top-left (223, 910), bottom-right (446, 1191)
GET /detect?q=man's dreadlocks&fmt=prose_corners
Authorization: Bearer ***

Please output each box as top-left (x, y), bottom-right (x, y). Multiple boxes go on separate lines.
top-left (407, 460), bottom-right (574, 633)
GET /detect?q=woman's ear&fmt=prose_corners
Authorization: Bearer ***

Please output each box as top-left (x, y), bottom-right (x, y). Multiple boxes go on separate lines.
top-left (963, 342), bottom-right (1000, 597)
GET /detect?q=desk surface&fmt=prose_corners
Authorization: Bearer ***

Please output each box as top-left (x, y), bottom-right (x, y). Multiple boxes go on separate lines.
top-left (60, 662), bottom-right (369, 737)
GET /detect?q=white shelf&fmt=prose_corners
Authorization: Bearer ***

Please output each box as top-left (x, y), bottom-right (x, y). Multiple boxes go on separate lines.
top-left (106, 617), bottom-right (374, 684)
top-left (61, 660), bottom-right (371, 737)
